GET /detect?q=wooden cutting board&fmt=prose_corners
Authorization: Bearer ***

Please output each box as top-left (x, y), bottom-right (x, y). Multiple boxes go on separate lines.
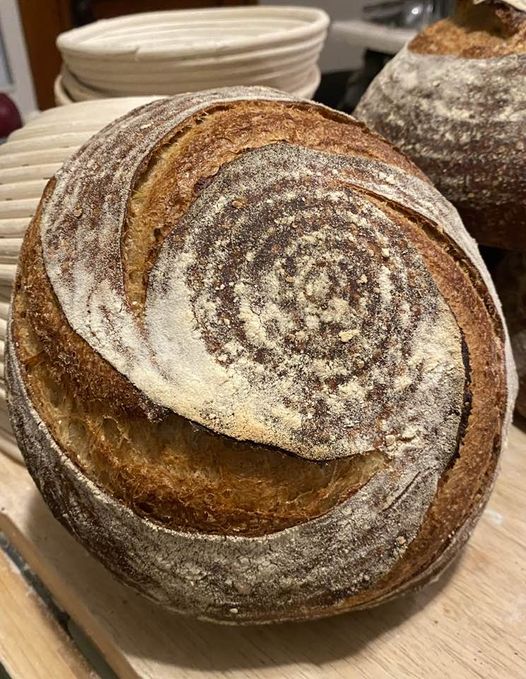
top-left (0, 547), bottom-right (94, 678)
top-left (0, 425), bottom-right (525, 679)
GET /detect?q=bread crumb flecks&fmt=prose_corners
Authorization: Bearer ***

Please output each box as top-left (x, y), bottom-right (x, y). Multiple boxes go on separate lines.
top-left (339, 329), bottom-right (358, 343)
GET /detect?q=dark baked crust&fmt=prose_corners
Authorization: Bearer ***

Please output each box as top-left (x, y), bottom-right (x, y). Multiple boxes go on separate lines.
top-left (20, 98), bottom-right (422, 417)
top-left (355, 0), bottom-right (526, 251)
top-left (339, 212), bottom-right (506, 607)
top-left (6, 87), bottom-right (515, 622)
top-left (411, 0), bottom-right (526, 58)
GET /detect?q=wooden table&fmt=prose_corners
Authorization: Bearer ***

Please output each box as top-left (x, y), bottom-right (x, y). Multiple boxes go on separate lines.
top-left (0, 425), bottom-right (525, 679)
top-left (0, 546), bottom-right (94, 678)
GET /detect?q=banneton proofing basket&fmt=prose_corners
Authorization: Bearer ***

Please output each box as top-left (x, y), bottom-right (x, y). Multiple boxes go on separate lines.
top-left (0, 97), bottom-right (157, 462)
top-left (53, 74), bottom-right (74, 106)
top-left (60, 49), bottom-right (324, 92)
top-left (58, 63), bottom-right (322, 102)
top-left (57, 7), bottom-right (329, 59)
top-left (61, 32), bottom-right (326, 80)
top-left (56, 7), bottom-right (328, 99)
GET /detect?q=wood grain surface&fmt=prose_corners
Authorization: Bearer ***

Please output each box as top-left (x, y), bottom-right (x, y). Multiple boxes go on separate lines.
top-left (0, 426), bottom-right (524, 679)
top-left (0, 547), bottom-right (94, 678)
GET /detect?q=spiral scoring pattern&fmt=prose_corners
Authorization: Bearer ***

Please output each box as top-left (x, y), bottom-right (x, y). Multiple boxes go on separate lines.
top-left (148, 143), bottom-right (465, 459)
top-left (38, 90), bottom-right (466, 461)
top-left (7, 88), bottom-right (515, 622)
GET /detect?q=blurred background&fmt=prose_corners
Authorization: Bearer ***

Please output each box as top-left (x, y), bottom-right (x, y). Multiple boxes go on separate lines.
top-left (0, 0), bottom-right (455, 123)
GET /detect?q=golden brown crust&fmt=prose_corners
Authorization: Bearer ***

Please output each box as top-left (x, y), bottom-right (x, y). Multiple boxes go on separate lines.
top-left (12, 280), bottom-right (390, 536)
top-left (124, 100), bottom-right (422, 311)
top-left (20, 197), bottom-right (155, 417)
top-left (336, 212), bottom-right (506, 610)
top-left (7, 89), bottom-right (514, 622)
top-left (410, 0), bottom-right (526, 58)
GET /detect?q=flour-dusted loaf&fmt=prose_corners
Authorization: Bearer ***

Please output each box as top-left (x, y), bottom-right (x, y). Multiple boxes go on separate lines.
top-left (492, 251), bottom-right (526, 417)
top-left (0, 98), bottom-right (157, 463)
top-left (6, 87), bottom-right (516, 623)
top-left (355, 0), bottom-right (526, 251)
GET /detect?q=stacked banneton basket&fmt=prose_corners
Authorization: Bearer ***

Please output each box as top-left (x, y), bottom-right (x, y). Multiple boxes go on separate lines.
top-left (0, 97), bottom-right (154, 460)
top-left (54, 7), bottom-right (328, 104)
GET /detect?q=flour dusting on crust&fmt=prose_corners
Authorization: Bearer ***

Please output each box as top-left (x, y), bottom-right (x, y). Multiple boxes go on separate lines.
top-left (4, 327), bottom-right (468, 622)
top-left (6, 87), bottom-right (517, 623)
top-left (38, 89), bottom-right (472, 461)
top-left (354, 45), bottom-right (526, 247)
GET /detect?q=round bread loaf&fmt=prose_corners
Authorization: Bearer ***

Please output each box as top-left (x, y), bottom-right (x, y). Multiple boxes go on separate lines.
top-left (6, 87), bottom-right (516, 623)
top-left (354, 0), bottom-right (526, 251)
top-left (492, 251), bottom-right (526, 417)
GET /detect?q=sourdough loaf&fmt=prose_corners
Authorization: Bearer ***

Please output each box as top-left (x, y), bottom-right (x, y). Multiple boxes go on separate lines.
top-left (0, 98), bottom-right (157, 463)
top-left (6, 87), bottom-right (516, 623)
top-left (354, 0), bottom-right (526, 251)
